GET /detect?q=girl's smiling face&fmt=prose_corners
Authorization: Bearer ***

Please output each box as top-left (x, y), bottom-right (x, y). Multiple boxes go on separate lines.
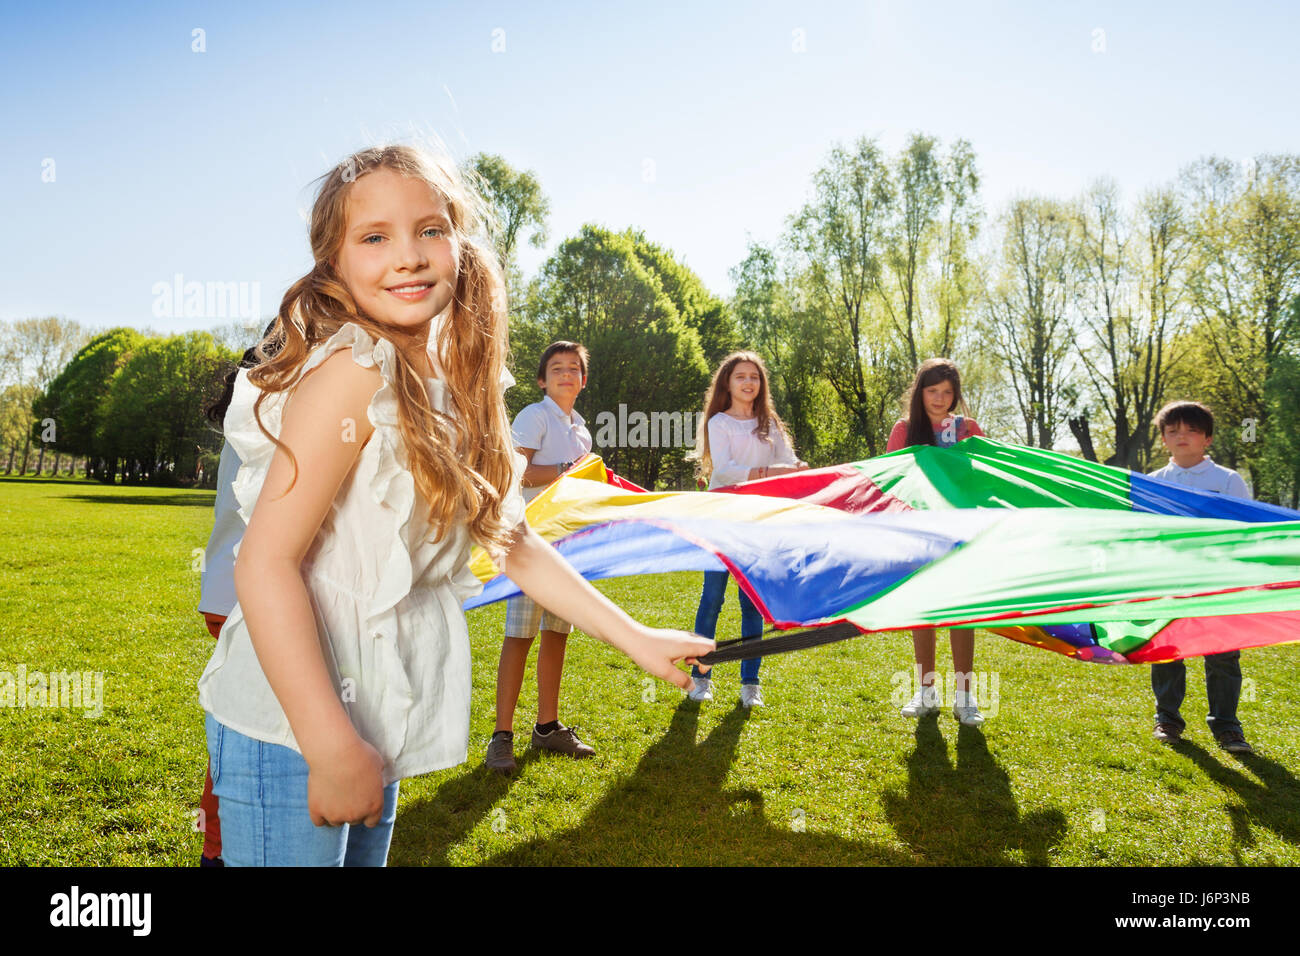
top-left (333, 168), bottom-right (459, 339)
top-left (728, 361), bottom-right (762, 408)
top-left (922, 380), bottom-right (955, 422)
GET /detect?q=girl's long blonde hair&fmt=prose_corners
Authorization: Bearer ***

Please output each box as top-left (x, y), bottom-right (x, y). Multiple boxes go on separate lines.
top-left (691, 351), bottom-right (792, 481)
top-left (249, 144), bottom-right (517, 552)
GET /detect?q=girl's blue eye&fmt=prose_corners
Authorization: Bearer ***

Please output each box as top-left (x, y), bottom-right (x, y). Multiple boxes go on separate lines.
top-left (423, 227), bottom-right (444, 238)
top-left (362, 235), bottom-right (383, 244)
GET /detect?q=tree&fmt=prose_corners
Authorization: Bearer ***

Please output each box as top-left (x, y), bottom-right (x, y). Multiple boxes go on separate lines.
top-left (96, 332), bottom-right (235, 485)
top-left (1068, 181), bottom-right (1192, 469)
top-left (934, 139), bottom-right (982, 363)
top-left (209, 320), bottom-right (267, 356)
top-left (882, 133), bottom-right (945, 368)
top-left (35, 328), bottom-right (145, 480)
top-left (787, 137), bottom-right (907, 457)
top-left (731, 240), bottom-right (856, 465)
top-left (469, 152), bottom-right (550, 305)
top-left (629, 234), bottom-right (740, 365)
top-left (1180, 154), bottom-right (1300, 500)
top-left (0, 383), bottom-right (37, 474)
top-left (984, 197), bottom-right (1076, 448)
top-left (2, 317), bottom-right (89, 474)
top-left (1258, 313), bottom-right (1300, 508)
top-left (874, 135), bottom-right (983, 370)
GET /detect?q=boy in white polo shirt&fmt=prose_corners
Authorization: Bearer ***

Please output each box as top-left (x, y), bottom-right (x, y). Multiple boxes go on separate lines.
top-left (1147, 400), bottom-right (1254, 754)
top-left (486, 341), bottom-right (596, 773)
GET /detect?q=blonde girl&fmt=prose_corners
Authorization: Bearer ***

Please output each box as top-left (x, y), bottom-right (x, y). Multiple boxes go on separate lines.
top-left (197, 145), bottom-right (711, 866)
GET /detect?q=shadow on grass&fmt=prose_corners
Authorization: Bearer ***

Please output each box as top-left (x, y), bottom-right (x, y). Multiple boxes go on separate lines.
top-left (394, 700), bottom-right (915, 866)
top-left (387, 763), bottom-right (515, 866)
top-left (63, 493), bottom-right (214, 507)
top-left (880, 715), bottom-right (1067, 864)
top-left (1169, 739), bottom-right (1300, 861)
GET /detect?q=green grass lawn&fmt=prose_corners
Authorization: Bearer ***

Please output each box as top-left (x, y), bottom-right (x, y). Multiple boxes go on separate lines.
top-left (2, 476), bottom-right (1299, 865)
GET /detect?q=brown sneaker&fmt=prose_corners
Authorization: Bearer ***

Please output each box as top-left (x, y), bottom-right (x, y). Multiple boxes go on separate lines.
top-left (531, 723), bottom-right (596, 758)
top-left (1215, 730), bottom-right (1255, 754)
top-left (1153, 722), bottom-right (1183, 743)
top-left (485, 731), bottom-right (517, 774)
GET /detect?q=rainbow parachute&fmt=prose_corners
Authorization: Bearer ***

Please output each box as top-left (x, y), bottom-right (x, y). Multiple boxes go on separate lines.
top-left (466, 438), bottom-right (1300, 664)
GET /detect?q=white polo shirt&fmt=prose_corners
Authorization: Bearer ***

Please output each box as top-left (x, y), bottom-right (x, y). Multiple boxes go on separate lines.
top-left (511, 394), bottom-right (592, 503)
top-left (1148, 456), bottom-right (1252, 500)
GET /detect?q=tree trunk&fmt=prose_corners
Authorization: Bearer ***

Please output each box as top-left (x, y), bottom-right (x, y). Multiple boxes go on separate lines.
top-left (1068, 415), bottom-right (1098, 463)
top-left (20, 437), bottom-right (31, 475)
top-left (4, 445), bottom-right (13, 474)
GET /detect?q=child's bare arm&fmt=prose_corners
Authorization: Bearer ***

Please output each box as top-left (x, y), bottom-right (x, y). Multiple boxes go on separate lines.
top-left (234, 349), bottom-right (386, 826)
top-left (500, 525), bottom-right (715, 689)
top-left (517, 446), bottom-right (571, 486)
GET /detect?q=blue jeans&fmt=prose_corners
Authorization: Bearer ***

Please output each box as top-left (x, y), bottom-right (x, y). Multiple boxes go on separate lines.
top-left (691, 570), bottom-right (764, 685)
top-left (1151, 651), bottom-right (1243, 737)
top-left (204, 712), bottom-right (400, 866)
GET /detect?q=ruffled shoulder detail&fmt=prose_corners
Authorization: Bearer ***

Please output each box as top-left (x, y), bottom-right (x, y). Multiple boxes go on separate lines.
top-left (223, 322), bottom-right (400, 528)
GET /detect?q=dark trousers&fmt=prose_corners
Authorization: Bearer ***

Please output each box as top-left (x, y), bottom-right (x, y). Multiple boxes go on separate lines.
top-left (1151, 651), bottom-right (1243, 737)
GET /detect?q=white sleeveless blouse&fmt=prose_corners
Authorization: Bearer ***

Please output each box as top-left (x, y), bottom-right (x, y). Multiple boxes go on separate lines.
top-left (197, 322), bottom-right (525, 783)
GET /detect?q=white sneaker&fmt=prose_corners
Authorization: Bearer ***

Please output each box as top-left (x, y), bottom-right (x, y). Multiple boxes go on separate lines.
top-left (740, 684), bottom-right (765, 708)
top-left (900, 685), bottom-right (940, 717)
top-left (953, 691), bottom-right (985, 727)
top-left (688, 677), bottom-right (714, 701)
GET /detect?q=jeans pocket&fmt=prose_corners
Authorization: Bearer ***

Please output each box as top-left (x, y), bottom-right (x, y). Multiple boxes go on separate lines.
top-left (205, 713), bottom-right (224, 787)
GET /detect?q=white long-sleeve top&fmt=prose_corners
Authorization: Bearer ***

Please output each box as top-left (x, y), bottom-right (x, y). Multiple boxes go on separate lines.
top-left (706, 411), bottom-right (797, 489)
top-left (197, 440), bottom-right (243, 618)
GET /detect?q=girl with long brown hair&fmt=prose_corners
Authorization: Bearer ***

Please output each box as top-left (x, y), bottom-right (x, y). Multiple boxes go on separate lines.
top-left (197, 144), bottom-right (711, 865)
top-left (886, 358), bottom-right (986, 726)
top-left (687, 351), bottom-right (807, 707)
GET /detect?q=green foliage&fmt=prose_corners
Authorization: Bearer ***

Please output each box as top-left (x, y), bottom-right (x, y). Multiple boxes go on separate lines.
top-left (469, 152), bottom-right (551, 264)
top-left (731, 240), bottom-right (854, 463)
top-left (761, 134), bottom-right (986, 459)
top-left (785, 137), bottom-right (908, 457)
top-left (0, 383), bottom-right (38, 469)
top-left (95, 332), bottom-right (236, 484)
top-left (35, 328), bottom-right (146, 463)
top-left (1254, 302), bottom-right (1300, 507)
top-left (627, 234), bottom-right (740, 365)
top-left (1176, 156), bottom-right (1300, 501)
top-left (469, 152), bottom-right (550, 309)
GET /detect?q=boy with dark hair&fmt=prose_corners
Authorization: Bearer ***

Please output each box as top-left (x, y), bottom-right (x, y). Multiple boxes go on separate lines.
top-left (1147, 400), bottom-right (1254, 753)
top-left (486, 341), bottom-right (596, 773)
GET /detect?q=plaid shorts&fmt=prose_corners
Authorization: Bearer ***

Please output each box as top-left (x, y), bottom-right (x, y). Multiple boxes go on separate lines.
top-left (504, 593), bottom-right (572, 639)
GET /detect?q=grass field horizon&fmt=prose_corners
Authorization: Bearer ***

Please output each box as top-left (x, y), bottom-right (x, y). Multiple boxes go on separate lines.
top-left (3, 477), bottom-right (1299, 866)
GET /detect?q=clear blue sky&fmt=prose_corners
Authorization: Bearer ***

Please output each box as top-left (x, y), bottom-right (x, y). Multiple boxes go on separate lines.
top-left (3, 0), bottom-right (1298, 332)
